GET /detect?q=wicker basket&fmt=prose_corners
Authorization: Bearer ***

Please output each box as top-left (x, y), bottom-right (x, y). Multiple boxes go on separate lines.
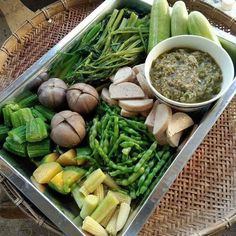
top-left (0, 0), bottom-right (236, 235)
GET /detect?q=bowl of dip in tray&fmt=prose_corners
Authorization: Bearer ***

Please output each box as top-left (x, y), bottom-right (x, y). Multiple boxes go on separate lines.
top-left (145, 35), bottom-right (235, 112)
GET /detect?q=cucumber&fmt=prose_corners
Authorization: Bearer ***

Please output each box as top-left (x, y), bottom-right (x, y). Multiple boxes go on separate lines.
top-left (188, 11), bottom-right (221, 46)
top-left (219, 37), bottom-right (236, 67)
top-left (171, 1), bottom-right (188, 36)
top-left (148, 0), bottom-right (171, 52)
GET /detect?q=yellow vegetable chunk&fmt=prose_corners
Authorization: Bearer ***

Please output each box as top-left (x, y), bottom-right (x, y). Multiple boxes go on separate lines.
top-left (91, 191), bottom-right (119, 223)
top-left (41, 152), bottom-right (59, 164)
top-left (57, 149), bottom-right (77, 166)
top-left (80, 168), bottom-right (106, 196)
top-left (82, 216), bottom-right (108, 236)
top-left (33, 162), bottom-right (62, 184)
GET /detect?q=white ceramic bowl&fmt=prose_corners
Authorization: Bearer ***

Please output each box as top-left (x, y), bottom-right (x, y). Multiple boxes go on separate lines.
top-left (145, 35), bottom-right (235, 112)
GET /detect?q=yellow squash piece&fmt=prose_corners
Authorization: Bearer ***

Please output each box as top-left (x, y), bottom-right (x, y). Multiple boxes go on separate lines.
top-left (49, 167), bottom-right (86, 194)
top-left (41, 152), bottom-right (59, 164)
top-left (33, 162), bottom-right (62, 184)
top-left (57, 149), bottom-right (77, 166)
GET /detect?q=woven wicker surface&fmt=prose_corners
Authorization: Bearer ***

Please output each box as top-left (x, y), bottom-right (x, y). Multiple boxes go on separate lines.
top-left (0, 0), bottom-right (235, 236)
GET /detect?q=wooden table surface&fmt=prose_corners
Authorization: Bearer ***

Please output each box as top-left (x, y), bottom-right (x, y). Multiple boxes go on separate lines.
top-left (0, 1), bottom-right (236, 236)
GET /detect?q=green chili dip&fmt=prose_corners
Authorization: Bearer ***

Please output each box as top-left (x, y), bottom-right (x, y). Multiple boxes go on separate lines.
top-left (150, 48), bottom-right (223, 103)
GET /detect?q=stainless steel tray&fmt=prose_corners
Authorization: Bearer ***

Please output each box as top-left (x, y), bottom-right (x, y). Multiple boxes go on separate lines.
top-left (0, 0), bottom-right (236, 235)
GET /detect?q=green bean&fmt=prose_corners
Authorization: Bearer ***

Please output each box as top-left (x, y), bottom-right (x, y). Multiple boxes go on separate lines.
top-left (94, 139), bottom-right (132, 172)
top-left (137, 160), bottom-right (155, 190)
top-left (117, 167), bottom-right (145, 186)
top-left (120, 141), bottom-right (142, 150)
top-left (109, 167), bottom-right (134, 177)
top-left (89, 118), bottom-right (99, 149)
top-left (112, 116), bottom-right (119, 145)
top-left (139, 151), bottom-right (171, 195)
top-left (134, 142), bottom-right (157, 172)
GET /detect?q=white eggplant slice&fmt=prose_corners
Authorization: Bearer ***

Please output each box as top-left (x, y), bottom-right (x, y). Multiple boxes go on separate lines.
top-left (109, 82), bottom-right (145, 100)
top-left (167, 112), bottom-right (194, 136)
top-left (101, 87), bottom-right (118, 106)
top-left (136, 72), bottom-right (154, 98)
top-left (145, 100), bottom-right (159, 132)
top-left (153, 104), bottom-right (172, 141)
top-left (167, 130), bottom-right (183, 147)
top-left (132, 63), bottom-right (145, 75)
top-left (120, 108), bottom-right (138, 118)
top-left (119, 99), bottom-right (153, 112)
top-left (113, 67), bottom-right (135, 84)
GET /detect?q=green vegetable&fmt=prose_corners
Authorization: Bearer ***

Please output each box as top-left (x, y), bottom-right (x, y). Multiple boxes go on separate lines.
top-left (80, 168), bottom-right (106, 196)
top-left (11, 108), bottom-right (34, 128)
top-left (33, 162), bottom-right (63, 184)
top-left (26, 118), bottom-right (48, 142)
top-left (27, 139), bottom-right (51, 158)
top-left (2, 103), bottom-right (20, 127)
top-left (31, 108), bottom-right (47, 122)
top-left (18, 93), bottom-right (38, 108)
top-left (41, 153), bottom-right (59, 164)
top-left (80, 195), bottom-right (99, 219)
top-left (133, 142), bottom-right (157, 172)
top-left (117, 167), bottom-right (145, 186)
top-left (34, 105), bottom-right (55, 121)
top-left (219, 36), bottom-right (236, 66)
top-left (0, 125), bottom-right (9, 141)
top-left (72, 184), bottom-right (85, 209)
top-left (87, 103), bottom-right (173, 198)
top-left (90, 191), bottom-right (119, 223)
top-left (3, 137), bottom-right (27, 157)
top-left (49, 9), bottom-right (149, 86)
top-left (171, 1), bottom-right (188, 36)
top-left (148, 0), bottom-right (170, 52)
top-left (8, 125), bottom-right (26, 144)
top-left (188, 11), bottom-right (221, 46)
top-left (49, 167), bottom-right (86, 194)
top-left (139, 150), bottom-right (171, 195)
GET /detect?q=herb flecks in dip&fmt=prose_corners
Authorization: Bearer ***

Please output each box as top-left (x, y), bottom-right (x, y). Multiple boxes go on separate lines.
top-left (150, 48), bottom-right (223, 103)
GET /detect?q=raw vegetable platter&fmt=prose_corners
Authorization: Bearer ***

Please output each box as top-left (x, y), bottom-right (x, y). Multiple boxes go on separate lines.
top-left (0, 0), bottom-right (236, 236)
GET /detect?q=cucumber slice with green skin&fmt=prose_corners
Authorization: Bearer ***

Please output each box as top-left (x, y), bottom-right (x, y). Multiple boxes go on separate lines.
top-left (188, 11), bottom-right (221, 46)
top-left (171, 1), bottom-right (188, 36)
top-left (219, 37), bottom-right (236, 67)
top-left (148, 0), bottom-right (171, 52)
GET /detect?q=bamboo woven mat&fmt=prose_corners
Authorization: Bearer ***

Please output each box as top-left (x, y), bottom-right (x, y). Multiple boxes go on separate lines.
top-left (0, 1), bottom-right (235, 235)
